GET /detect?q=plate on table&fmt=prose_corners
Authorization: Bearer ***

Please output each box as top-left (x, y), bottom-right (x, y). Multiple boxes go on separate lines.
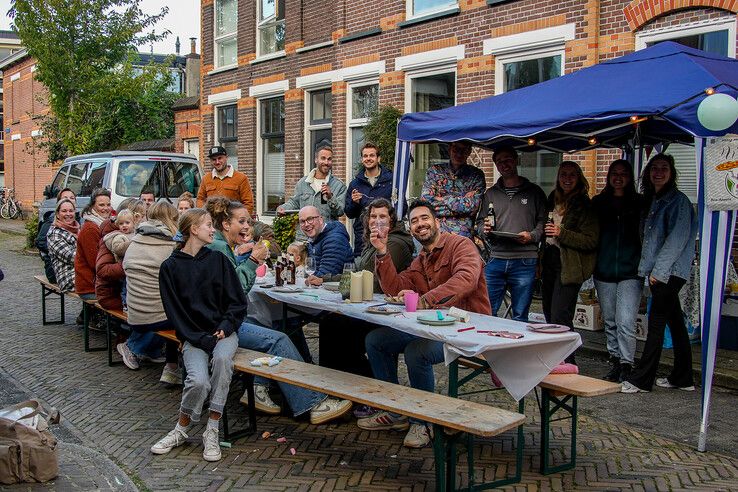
top-left (366, 305), bottom-right (403, 315)
top-left (272, 286), bottom-right (304, 294)
top-left (491, 230), bottom-right (522, 239)
top-left (323, 282), bottom-right (340, 292)
top-left (417, 315), bottom-right (457, 326)
top-left (527, 323), bottom-right (570, 333)
top-left (384, 295), bottom-right (404, 305)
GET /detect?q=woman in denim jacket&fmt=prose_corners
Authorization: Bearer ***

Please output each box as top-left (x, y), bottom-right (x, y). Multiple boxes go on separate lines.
top-left (622, 154), bottom-right (698, 394)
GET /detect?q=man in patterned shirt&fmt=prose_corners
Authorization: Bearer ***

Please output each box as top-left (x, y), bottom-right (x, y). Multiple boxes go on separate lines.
top-left (420, 141), bottom-right (486, 237)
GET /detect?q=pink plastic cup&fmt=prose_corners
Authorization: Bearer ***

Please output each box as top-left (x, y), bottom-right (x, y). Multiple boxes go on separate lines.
top-left (404, 291), bottom-right (419, 312)
top-left (255, 263), bottom-right (267, 277)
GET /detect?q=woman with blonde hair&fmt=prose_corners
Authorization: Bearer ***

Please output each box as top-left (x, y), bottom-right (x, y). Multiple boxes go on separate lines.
top-left (177, 191), bottom-right (196, 214)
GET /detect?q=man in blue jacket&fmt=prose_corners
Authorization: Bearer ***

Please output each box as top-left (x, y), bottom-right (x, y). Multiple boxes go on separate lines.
top-left (344, 143), bottom-right (393, 256)
top-left (299, 205), bottom-right (354, 286)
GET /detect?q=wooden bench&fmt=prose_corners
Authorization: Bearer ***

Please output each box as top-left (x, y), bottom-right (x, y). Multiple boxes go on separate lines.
top-left (537, 373), bottom-right (620, 474)
top-left (34, 275), bottom-right (79, 325)
top-left (233, 348), bottom-right (526, 492)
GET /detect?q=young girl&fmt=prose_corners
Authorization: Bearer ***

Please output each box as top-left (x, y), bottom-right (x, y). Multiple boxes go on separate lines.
top-left (152, 208), bottom-right (245, 462)
top-left (177, 191), bottom-right (196, 215)
top-left (103, 203), bottom-right (146, 310)
top-left (287, 241), bottom-right (307, 272)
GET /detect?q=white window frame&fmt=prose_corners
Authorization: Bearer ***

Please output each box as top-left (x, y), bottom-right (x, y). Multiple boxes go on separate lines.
top-left (346, 80), bottom-right (380, 180)
top-left (256, 0), bottom-right (286, 59)
top-left (214, 103), bottom-right (238, 171)
top-left (255, 88), bottom-right (287, 221)
top-left (213, 0), bottom-right (238, 69)
top-left (406, 0), bottom-right (458, 21)
top-left (303, 87), bottom-right (333, 174)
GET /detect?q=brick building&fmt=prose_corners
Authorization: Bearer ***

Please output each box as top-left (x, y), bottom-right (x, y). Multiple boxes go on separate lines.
top-left (0, 30), bottom-right (23, 189)
top-left (197, 0), bottom-right (737, 223)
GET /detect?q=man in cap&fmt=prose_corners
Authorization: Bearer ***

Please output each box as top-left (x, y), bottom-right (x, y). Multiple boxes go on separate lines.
top-left (197, 145), bottom-right (255, 215)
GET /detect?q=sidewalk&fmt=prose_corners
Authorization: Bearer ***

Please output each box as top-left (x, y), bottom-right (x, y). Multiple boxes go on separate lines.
top-left (0, 217), bottom-right (27, 236)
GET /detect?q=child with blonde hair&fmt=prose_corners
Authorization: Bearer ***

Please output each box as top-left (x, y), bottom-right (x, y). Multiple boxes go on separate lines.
top-left (103, 200), bottom-right (146, 309)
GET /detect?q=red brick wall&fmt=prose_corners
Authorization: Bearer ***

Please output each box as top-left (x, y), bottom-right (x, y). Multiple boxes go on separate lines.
top-left (173, 107), bottom-right (201, 153)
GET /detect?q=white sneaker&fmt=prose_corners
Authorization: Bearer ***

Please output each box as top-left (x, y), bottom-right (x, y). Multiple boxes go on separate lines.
top-left (309, 397), bottom-right (352, 425)
top-left (151, 428), bottom-right (187, 455)
top-left (655, 377), bottom-right (695, 391)
top-left (202, 427), bottom-right (222, 462)
top-left (159, 366), bottom-right (182, 386)
top-left (240, 385), bottom-right (281, 415)
top-left (621, 381), bottom-right (649, 393)
top-left (403, 423), bottom-right (433, 448)
top-left (117, 343), bottom-right (140, 370)
top-left (140, 354), bottom-right (167, 364)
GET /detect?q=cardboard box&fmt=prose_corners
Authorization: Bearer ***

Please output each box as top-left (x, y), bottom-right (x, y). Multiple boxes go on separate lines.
top-left (635, 313), bottom-right (648, 341)
top-left (573, 303), bottom-right (603, 331)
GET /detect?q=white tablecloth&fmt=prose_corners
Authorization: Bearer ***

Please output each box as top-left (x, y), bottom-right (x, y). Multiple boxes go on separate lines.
top-left (259, 286), bottom-right (581, 401)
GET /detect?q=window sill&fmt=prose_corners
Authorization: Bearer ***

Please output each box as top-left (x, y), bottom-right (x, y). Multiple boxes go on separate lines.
top-left (398, 7), bottom-right (460, 28)
top-left (296, 40), bottom-right (334, 54)
top-left (486, 0), bottom-right (516, 5)
top-left (339, 28), bottom-right (382, 44)
top-left (250, 51), bottom-right (287, 65)
top-left (207, 64), bottom-right (238, 76)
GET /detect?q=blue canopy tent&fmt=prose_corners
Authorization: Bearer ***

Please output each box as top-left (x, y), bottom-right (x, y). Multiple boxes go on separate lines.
top-left (392, 41), bottom-right (738, 451)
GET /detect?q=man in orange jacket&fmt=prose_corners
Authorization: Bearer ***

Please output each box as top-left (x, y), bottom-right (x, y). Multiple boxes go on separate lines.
top-left (196, 146), bottom-right (255, 216)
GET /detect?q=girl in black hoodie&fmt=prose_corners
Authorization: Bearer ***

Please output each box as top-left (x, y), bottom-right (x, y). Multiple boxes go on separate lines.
top-left (150, 208), bottom-right (246, 463)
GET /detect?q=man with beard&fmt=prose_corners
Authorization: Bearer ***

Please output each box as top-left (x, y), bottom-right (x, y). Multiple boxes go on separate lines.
top-left (357, 199), bottom-right (490, 448)
top-left (196, 146), bottom-right (255, 216)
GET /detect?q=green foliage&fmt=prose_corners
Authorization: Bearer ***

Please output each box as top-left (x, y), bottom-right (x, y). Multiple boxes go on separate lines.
top-left (10, 0), bottom-right (176, 158)
top-left (363, 105), bottom-right (404, 170)
top-left (25, 210), bottom-right (38, 249)
top-left (272, 214), bottom-right (298, 251)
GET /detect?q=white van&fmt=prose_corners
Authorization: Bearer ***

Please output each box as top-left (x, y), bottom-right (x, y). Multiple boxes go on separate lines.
top-left (40, 151), bottom-right (202, 217)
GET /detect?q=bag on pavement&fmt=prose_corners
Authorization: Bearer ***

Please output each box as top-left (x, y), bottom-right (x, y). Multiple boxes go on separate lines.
top-left (0, 399), bottom-right (60, 484)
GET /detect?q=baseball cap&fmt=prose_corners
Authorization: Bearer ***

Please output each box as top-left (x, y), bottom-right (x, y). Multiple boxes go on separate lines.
top-left (208, 146), bottom-right (227, 158)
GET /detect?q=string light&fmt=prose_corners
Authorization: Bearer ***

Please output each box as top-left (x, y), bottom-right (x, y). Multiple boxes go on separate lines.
top-left (705, 87), bottom-right (716, 95)
top-left (629, 115), bottom-right (639, 122)
top-left (527, 138), bottom-right (536, 146)
top-left (588, 137), bottom-right (597, 145)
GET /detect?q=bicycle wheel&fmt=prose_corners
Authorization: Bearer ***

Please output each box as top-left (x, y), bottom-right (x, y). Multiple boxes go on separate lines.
top-left (9, 200), bottom-right (21, 219)
top-left (0, 201), bottom-right (10, 219)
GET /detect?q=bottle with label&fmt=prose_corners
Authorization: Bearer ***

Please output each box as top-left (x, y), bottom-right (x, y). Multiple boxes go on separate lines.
top-left (485, 202), bottom-right (496, 234)
top-left (545, 211), bottom-right (555, 236)
top-left (287, 254), bottom-right (297, 285)
top-left (275, 255), bottom-right (284, 286)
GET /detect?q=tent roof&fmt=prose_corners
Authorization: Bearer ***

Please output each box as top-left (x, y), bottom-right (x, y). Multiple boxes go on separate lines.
top-left (397, 42), bottom-right (738, 152)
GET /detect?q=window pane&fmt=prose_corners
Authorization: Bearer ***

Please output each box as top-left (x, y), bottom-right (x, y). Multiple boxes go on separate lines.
top-left (259, 20), bottom-right (285, 54)
top-left (163, 162), bottom-right (202, 197)
top-left (261, 97), bottom-right (285, 135)
top-left (218, 105), bottom-right (237, 140)
top-left (351, 127), bottom-right (366, 178)
top-left (260, 0), bottom-right (275, 20)
top-left (352, 84), bottom-right (378, 119)
top-left (217, 37), bottom-right (237, 67)
top-left (310, 129), bottom-right (332, 163)
top-left (311, 90), bottom-right (332, 124)
top-left (81, 161), bottom-right (108, 196)
top-left (504, 55), bottom-right (561, 92)
top-left (409, 73), bottom-right (455, 199)
top-left (649, 30), bottom-right (728, 56)
top-left (115, 161), bottom-right (159, 198)
top-left (518, 152), bottom-right (561, 195)
top-left (66, 163), bottom-right (88, 195)
top-left (216, 0), bottom-right (237, 36)
top-left (51, 166), bottom-right (69, 195)
top-left (263, 136), bottom-right (285, 214)
top-left (413, 0), bottom-right (455, 15)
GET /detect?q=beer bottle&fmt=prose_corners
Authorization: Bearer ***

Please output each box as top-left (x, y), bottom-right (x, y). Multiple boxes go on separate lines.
top-left (546, 212), bottom-right (555, 236)
top-left (275, 255), bottom-right (284, 286)
top-left (287, 254), bottom-right (297, 285)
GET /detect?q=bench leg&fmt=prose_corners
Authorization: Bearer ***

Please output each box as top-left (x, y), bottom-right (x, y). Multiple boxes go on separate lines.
top-left (41, 285), bottom-right (65, 325)
top-left (83, 303), bottom-right (105, 353)
top-left (539, 389), bottom-right (577, 475)
top-left (222, 373), bottom-right (257, 443)
top-left (106, 315), bottom-right (127, 367)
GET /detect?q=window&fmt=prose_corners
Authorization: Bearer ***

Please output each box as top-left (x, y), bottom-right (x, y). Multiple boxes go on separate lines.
top-left (217, 105), bottom-right (238, 169)
top-left (636, 18), bottom-right (735, 202)
top-left (260, 97), bottom-right (285, 215)
top-left (496, 49), bottom-right (564, 193)
top-left (50, 166), bottom-right (69, 196)
top-left (347, 83), bottom-right (379, 178)
top-left (306, 88), bottom-right (333, 168)
top-left (184, 139), bottom-right (199, 158)
top-left (407, 71), bottom-right (456, 199)
top-left (163, 162), bottom-right (202, 197)
top-left (80, 161), bottom-right (108, 196)
top-left (409, 0), bottom-right (457, 18)
top-left (115, 161), bottom-right (160, 197)
top-left (258, 0), bottom-right (285, 56)
top-left (215, 0), bottom-right (237, 68)
top-left (65, 162), bottom-right (89, 195)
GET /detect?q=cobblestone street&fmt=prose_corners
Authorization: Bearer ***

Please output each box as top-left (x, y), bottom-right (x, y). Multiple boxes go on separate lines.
top-left (1, 228), bottom-right (737, 491)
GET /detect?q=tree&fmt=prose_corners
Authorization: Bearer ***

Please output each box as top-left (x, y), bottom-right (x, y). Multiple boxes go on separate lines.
top-left (10, 0), bottom-right (177, 158)
top-left (363, 105), bottom-right (404, 170)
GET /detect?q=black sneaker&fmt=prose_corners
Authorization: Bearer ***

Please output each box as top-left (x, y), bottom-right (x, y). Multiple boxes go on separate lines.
top-left (603, 359), bottom-right (621, 382)
top-left (618, 363), bottom-right (632, 383)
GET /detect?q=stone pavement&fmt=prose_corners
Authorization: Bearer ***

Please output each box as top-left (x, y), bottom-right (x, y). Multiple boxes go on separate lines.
top-left (1, 230), bottom-right (738, 491)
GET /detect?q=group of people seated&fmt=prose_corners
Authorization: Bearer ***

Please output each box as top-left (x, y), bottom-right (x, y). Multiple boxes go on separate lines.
top-left (35, 140), bottom-right (698, 462)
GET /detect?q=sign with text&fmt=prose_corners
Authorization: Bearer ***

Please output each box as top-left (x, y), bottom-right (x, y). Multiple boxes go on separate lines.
top-left (705, 135), bottom-right (738, 211)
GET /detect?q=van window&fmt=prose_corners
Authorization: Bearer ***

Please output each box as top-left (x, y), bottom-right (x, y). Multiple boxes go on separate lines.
top-left (50, 166), bottom-right (69, 196)
top-left (163, 162), bottom-right (201, 197)
top-left (80, 161), bottom-right (108, 196)
top-left (116, 160), bottom-right (160, 197)
top-left (65, 162), bottom-right (89, 195)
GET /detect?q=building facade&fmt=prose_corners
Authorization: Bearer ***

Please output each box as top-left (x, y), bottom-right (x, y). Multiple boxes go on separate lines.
top-left (0, 30), bottom-right (23, 189)
top-left (198, 0), bottom-right (738, 221)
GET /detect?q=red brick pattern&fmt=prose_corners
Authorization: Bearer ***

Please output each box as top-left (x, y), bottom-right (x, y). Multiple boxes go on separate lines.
top-left (623, 0), bottom-right (738, 30)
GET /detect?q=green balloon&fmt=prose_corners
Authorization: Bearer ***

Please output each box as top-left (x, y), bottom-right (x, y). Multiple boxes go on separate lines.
top-left (697, 93), bottom-right (738, 131)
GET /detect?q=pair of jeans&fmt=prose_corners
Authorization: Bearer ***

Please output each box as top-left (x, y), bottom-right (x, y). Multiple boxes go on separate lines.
top-left (180, 332), bottom-right (238, 421)
top-left (484, 257), bottom-right (538, 321)
top-left (246, 315), bottom-right (313, 364)
top-left (594, 279), bottom-right (642, 365)
top-left (629, 276), bottom-right (693, 390)
top-left (542, 247), bottom-right (582, 363)
top-left (237, 322), bottom-right (325, 416)
top-left (365, 327), bottom-right (444, 424)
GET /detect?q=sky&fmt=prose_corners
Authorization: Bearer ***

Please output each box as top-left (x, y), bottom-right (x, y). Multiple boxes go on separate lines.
top-left (0, 0), bottom-right (201, 56)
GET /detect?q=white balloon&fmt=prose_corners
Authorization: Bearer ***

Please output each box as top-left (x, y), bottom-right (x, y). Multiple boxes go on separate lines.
top-left (697, 93), bottom-right (738, 131)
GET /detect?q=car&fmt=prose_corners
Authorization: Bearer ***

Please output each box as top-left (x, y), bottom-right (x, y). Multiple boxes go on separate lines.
top-left (39, 151), bottom-right (203, 218)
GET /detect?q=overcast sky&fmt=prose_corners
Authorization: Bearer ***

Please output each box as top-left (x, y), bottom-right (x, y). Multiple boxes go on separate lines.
top-left (0, 0), bottom-right (201, 56)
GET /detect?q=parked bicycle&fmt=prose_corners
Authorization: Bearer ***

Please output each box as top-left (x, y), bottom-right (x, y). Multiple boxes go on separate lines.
top-left (0, 188), bottom-right (25, 220)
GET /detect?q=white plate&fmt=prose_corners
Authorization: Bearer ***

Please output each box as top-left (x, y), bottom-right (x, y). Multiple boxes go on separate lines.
top-left (526, 324), bottom-right (570, 333)
top-left (323, 282), bottom-right (340, 292)
top-left (272, 287), bottom-right (304, 293)
top-left (417, 315), bottom-right (457, 326)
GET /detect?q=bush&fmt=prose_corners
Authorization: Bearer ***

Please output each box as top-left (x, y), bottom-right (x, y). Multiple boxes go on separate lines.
top-left (272, 213), bottom-right (298, 251)
top-left (25, 210), bottom-right (39, 249)
top-left (363, 105), bottom-right (404, 170)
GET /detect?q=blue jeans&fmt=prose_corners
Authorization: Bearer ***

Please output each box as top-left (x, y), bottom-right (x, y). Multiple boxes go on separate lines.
top-left (237, 322), bottom-right (324, 416)
top-left (126, 330), bottom-right (165, 359)
top-left (484, 257), bottom-right (538, 321)
top-left (594, 279), bottom-right (642, 365)
top-left (365, 327), bottom-right (444, 424)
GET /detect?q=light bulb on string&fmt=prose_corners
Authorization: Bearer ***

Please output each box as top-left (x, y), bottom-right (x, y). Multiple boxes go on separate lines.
top-left (527, 138), bottom-right (536, 146)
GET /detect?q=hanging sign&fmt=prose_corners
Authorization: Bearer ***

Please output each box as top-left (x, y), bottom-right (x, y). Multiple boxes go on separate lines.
top-left (704, 134), bottom-right (738, 211)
